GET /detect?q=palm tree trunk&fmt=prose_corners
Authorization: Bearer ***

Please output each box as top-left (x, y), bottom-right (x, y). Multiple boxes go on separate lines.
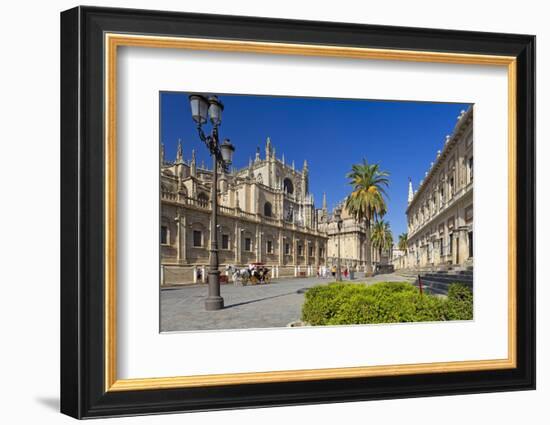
top-left (365, 218), bottom-right (373, 275)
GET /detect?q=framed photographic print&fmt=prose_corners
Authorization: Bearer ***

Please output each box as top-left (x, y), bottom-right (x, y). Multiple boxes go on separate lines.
top-left (60, 6), bottom-right (535, 419)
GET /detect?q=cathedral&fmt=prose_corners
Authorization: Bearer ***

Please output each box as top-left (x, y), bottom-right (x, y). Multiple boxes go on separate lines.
top-left (159, 137), bottom-right (375, 285)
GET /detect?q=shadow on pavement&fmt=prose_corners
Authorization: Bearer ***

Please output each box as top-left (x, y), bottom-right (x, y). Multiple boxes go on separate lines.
top-left (224, 291), bottom-right (297, 309)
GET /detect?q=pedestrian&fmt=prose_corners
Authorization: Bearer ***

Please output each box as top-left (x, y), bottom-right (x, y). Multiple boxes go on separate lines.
top-left (344, 268), bottom-right (349, 279)
top-left (331, 265), bottom-right (336, 278)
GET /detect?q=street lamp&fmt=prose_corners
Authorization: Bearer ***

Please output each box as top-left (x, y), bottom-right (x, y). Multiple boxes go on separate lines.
top-left (334, 205), bottom-right (343, 282)
top-left (188, 94), bottom-right (235, 311)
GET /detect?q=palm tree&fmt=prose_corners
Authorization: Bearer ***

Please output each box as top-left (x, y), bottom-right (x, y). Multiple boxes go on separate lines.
top-left (345, 158), bottom-right (389, 274)
top-left (398, 232), bottom-right (408, 253)
top-left (371, 220), bottom-right (393, 265)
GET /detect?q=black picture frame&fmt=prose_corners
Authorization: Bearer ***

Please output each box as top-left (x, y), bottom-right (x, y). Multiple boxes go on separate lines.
top-left (60, 5), bottom-right (535, 419)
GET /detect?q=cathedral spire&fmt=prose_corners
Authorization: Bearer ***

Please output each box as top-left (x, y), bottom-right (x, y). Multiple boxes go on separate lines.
top-left (255, 146), bottom-right (261, 162)
top-left (301, 160), bottom-right (308, 196)
top-left (160, 143), bottom-right (165, 165)
top-left (176, 138), bottom-right (183, 162)
top-left (322, 192), bottom-right (327, 211)
top-left (190, 149), bottom-right (196, 177)
top-left (265, 136), bottom-right (272, 159)
top-left (408, 177), bottom-right (414, 204)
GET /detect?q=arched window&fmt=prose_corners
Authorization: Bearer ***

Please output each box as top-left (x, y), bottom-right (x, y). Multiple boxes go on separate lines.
top-left (197, 192), bottom-right (209, 207)
top-left (264, 202), bottom-right (273, 217)
top-left (283, 178), bottom-right (294, 194)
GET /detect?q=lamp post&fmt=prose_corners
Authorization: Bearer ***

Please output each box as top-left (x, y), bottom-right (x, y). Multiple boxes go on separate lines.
top-left (189, 94), bottom-right (235, 311)
top-left (334, 205), bottom-right (343, 282)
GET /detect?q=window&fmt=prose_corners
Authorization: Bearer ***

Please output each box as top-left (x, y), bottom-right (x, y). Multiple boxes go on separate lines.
top-left (468, 231), bottom-right (473, 258)
top-left (309, 245), bottom-right (314, 258)
top-left (244, 237), bottom-right (252, 252)
top-left (298, 245), bottom-right (303, 256)
top-left (439, 238), bottom-right (443, 256)
top-left (440, 186), bottom-right (445, 203)
top-left (285, 207), bottom-right (293, 222)
top-left (193, 230), bottom-right (202, 247)
top-left (283, 178), bottom-right (294, 194)
top-left (266, 240), bottom-right (273, 254)
top-left (468, 157), bottom-right (474, 182)
top-left (449, 235), bottom-right (453, 254)
top-left (197, 192), bottom-right (209, 207)
top-left (160, 226), bottom-right (168, 245)
top-left (465, 205), bottom-right (474, 222)
top-left (319, 246), bottom-right (324, 258)
top-left (264, 202), bottom-right (273, 217)
top-left (285, 242), bottom-right (290, 255)
top-left (221, 234), bottom-right (229, 250)
top-left (449, 176), bottom-right (455, 196)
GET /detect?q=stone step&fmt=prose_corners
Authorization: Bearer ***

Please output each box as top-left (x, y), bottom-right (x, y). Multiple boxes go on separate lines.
top-left (418, 285), bottom-right (448, 296)
top-left (423, 269), bottom-right (473, 276)
top-left (418, 278), bottom-right (473, 290)
top-left (421, 274), bottom-right (473, 284)
top-left (420, 280), bottom-right (473, 290)
top-left (413, 277), bottom-right (473, 295)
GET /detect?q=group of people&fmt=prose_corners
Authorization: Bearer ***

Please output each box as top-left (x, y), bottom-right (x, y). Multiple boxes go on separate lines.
top-left (317, 265), bottom-right (357, 280)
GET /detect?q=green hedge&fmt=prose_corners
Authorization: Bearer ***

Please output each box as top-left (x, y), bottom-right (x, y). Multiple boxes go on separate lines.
top-left (302, 282), bottom-right (473, 325)
top-left (444, 283), bottom-right (474, 320)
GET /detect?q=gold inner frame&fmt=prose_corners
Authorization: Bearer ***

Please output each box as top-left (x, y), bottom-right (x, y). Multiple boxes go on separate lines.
top-left (104, 33), bottom-right (517, 392)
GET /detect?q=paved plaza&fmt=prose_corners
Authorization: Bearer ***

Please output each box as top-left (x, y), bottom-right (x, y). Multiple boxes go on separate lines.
top-left (160, 273), bottom-right (411, 332)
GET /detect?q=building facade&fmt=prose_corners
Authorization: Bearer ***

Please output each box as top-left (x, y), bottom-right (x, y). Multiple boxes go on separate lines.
top-left (317, 206), bottom-right (386, 269)
top-left (160, 137), bottom-right (333, 284)
top-left (395, 107), bottom-right (474, 270)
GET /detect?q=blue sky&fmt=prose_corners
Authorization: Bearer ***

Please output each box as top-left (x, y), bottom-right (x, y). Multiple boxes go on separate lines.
top-left (160, 92), bottom-right (471, 238)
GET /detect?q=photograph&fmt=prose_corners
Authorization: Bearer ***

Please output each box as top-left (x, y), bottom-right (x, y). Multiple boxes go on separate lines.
top-left (159, 93), bottom-right (474, 332)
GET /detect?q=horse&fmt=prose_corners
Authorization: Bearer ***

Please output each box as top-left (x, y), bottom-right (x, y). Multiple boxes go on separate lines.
top-left (225, 265), bottom-right (250, 286)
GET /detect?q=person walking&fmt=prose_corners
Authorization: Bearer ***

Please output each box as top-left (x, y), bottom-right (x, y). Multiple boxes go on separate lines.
top-left (331, 265), bottom-right (336, 279)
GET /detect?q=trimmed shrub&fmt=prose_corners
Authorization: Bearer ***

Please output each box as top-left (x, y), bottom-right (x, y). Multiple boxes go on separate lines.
top-left (443, 283), bottom-right (473, 321)
top-left (302, 281), bottom-right (472, 325)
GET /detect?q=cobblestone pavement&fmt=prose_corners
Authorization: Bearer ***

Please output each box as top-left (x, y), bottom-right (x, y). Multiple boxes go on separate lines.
top-left (160, 272), bottom-right (410, 332)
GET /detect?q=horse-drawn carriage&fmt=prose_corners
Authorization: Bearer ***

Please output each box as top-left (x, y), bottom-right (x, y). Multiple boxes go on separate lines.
top-left (248, 263), bottom-right (270, 284)
top-left (225, 263), bottom-right (270, 286)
